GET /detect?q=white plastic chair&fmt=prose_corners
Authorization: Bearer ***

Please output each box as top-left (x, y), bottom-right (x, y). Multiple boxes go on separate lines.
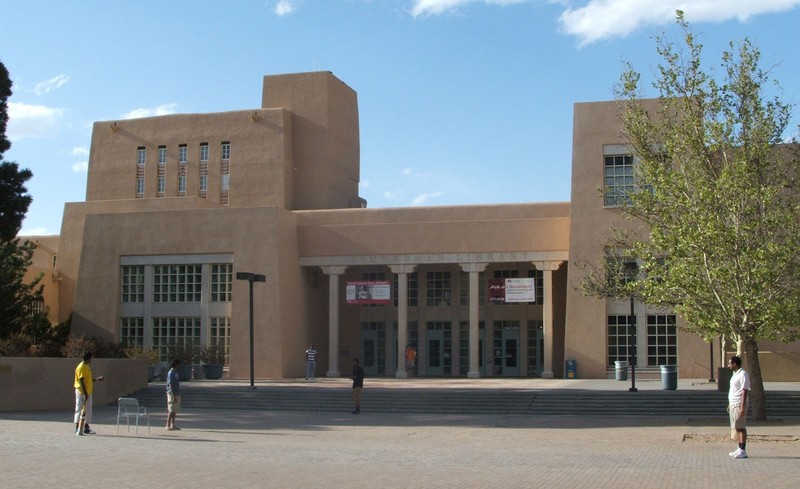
top-left (116, 397), bottom-right (150, 435)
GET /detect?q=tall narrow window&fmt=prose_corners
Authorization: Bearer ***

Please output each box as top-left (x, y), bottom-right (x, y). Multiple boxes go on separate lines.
top-left (210, 264), bottom-right (233, 302)
top-left (121, 265), bottom-right (145, 303)
top-left (647, 314), bottom-right (677, 367)
top-left (158, 146), bottom-right (167, 165)
top-left (221, 141), bottom-right (230, 160)
top-left (136, 147), bottom-right (146, 198)
top-left (178, 144), bottom-right (187, 195)
top-left (179, 144), bottom-right (187, 163)
top-left (604, 154), bottom-right (634, 207)
top-left (199, 143), bottom-right (209, 198)
top-left (200, 143), bottom-right (209, 162)
top-left (220, 141), bottom-right (230, 205)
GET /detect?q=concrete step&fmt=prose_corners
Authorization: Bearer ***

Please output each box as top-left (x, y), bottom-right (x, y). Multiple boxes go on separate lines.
top-left (124, 382), bottom-right (800, 418)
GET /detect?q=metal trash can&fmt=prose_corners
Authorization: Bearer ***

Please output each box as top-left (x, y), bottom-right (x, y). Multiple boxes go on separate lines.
top-left (614, 360), bottom-right (628, 381)
top-left (660, 365), bottom-right (677, 390)
top-left (565, 360), bottom-right (577, 379)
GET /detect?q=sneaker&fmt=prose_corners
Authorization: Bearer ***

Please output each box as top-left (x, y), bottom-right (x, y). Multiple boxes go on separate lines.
top-left (729, 449), bottom-right (741, 457)
top-left (733, 450), bottom-right (748, 459)
top-left (75, 429), bottom-right (84, 436)
top-left (351, 409), bottom-right (360, 414)
top-left (84, 428), bottom-right (96, 435)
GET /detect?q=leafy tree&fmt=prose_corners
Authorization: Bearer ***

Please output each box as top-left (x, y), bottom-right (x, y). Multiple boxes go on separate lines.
top-left (582, 13), bottom-right (800, 420)
top-left (0, 60), bottom-right (42, 340)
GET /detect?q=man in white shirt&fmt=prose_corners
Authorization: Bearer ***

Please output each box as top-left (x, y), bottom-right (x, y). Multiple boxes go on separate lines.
top-left (727, 355), bottom-right (750, 459)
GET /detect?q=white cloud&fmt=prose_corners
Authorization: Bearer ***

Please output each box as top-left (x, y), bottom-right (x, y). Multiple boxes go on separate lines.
top-left (559, 0), bottom-right (800, 46)
top-left (71, 146), bottom-right (89, 157)
top-left (411, 0), bottom-right (528, 17)
top-left (274, 0), bottom-right (300, 16)
top-left (72, 161), bottom-right (89, 173)
top-left (402, 167), bottom-right (425, 177)
top-left (7, 102), bottom-right (64, 141)
top-left (411, 191), bottom-right (444, 205)
top-left (33, 74), bottom-right (70, 96)
top-left (121, 103), bottom-right (178, 119)
top-left (359, 179), bottom-right (371, 189)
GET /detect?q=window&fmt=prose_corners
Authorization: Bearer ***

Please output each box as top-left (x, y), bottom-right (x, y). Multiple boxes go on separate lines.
top-left (158, 146), bottom-right (167, 165)
top-left (426, 271), bottom-right (451, 306)
top-left (29, 300), bottom-right (44, 317)
top-left (647, 314), bottom-right (677, 367)
top-left (200, 144), bottom-right (209, 162)
top-left (210, 264), bottom-right (232, 302)
top-left (178, 174), bottom-right (186, 193)
top-left (361, 271), bottom-right (386, 308)
top-left (121, 265), bottom-right (145, 303)
top-left (604, 154), bottom-right (634, 206)
top-left (199, 174), bottom-right (208, 193)
top-left (157, 175), bottom-right (165, 194)
top-left (151, 317), bottom-right (201, 361)
top-left (607, 256), bottom-right (638, 288)
top-left (221, 141), bottom-right (230, 160)
top-left (136, 177), bottom-right (144, 196)
top-left (528, 268), bottom-right (544, 305)
top-left (459, 271), bottom-right (485, 306)
top-left (493, 269), bottom-right (518, 306)
top-left (393, 272), bottom-right (418, 307)
top-left (137, 147), bottom-right (146, 166)
top-left (209, 317), bottom-right (231, 366)
top-left (153, 264), bottom-right (202, 303)
top-left (221, 173), bottom-right (230, 191)
top-left (458, 321), bottom-right (484, 375)
top-left (607, 314), bottom-right (636, 366)
top-left (120, 317), bottom-right (144, 347)
top-left (179, 145), bottom-right (187, 163)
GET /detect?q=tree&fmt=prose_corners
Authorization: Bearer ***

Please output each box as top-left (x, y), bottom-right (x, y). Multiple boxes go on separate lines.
top-left (0, 60), bottom-right (42, 340)
top-left (581, 13), bottom-right (800, 420)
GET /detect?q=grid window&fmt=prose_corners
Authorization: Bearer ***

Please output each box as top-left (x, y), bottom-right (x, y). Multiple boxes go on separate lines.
top-left (392, 272), bottom-right (418, 307)
top-left (527, 320), bottom-right (544, 376)
top-left (200, 143), bottom-right (209, 162)
top-left (458, 321), bottom-right (484, 375)
top-left (120, 317), bottom-right (144, 347)
top-left (153, 264), bottom-right (202, 303)
top-left (604, 154), bottom-right (634, 206)
top-left (221, 142), bottom-right (230, 160)
top-left (179, 145), bottom-right (187, 163)
top-left (151, 317), bottom-right (201, 361)
top-left (459, 271), bottom-right (486, 306)
top-left (427, 321), bottom-right (452, 375)
top-left (136, 177), bottom-right (144, 195)
top-left (178, 174), bottom-right (186, 193)
top-left (210, 264), bottom-right (233, 302)
top-left (157, 175), bottom-right (165, 194)
top-left (158, 146), bottom-right (167, 165)
top-left (527, 269), bottom-right (544, 305)
top-left (209, 317), bottom-right (231, 366)
top-left (647, 314), bottom-right (677, 367)
top-left (493, 269), bottom-right (519, 306)
top-left (199, 175), bottom-right (207, 193)
top-left (607, 314), bottom-right (636, 366)
top-left (137, 147), bottom-right (146, 166)
top-left (426, 271), bottom-right (451, 306)
top-left (121, 265), bottom-right (145, 303)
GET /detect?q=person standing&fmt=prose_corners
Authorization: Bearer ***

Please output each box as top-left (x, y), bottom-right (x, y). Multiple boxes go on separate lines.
top-left (727, 355), bottom-right (751, 459)
top-left (305, 344), bottom-right (318, 380)
top-left (351, 358), bottom-right (364, 414)
top-left (73, 351), bottom-right (104, 436)
top-left (165, 359), bottom-right (181, 431)
top-left (405, 345), bottom-right (416, 375)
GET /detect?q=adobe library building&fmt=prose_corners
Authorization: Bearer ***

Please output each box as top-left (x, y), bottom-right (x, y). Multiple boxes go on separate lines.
top-left (27, 71), bottom-right (800, 381)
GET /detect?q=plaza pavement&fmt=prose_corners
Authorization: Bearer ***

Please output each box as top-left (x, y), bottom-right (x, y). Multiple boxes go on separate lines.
top-left (1, 378), bottom-right (798, 488)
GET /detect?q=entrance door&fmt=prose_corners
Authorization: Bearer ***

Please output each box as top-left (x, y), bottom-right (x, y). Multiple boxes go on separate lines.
top-left (493, 321), bottom-right (520, 376)
top-left (426, 322), bottom-right (452, 376)
top-left (361, 322), bottom-right (385, 376)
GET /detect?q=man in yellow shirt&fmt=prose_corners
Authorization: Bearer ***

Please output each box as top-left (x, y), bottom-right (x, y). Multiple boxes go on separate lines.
top-left (74, 351), bottom-right (104, 436)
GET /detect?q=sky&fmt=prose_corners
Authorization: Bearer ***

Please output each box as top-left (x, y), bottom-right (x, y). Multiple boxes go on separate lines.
top-left (3, 0), bottom-right (800, 236)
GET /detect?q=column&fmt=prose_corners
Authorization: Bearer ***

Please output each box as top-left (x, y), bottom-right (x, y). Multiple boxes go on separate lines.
top-left (321, 265), bottom-right (347, 377)
top-left (460, 262), bottom-right (487, 379)
top-left (389, 264), bottom-right (416, 378)
top-left (534, 261), bottom-right (561, 379)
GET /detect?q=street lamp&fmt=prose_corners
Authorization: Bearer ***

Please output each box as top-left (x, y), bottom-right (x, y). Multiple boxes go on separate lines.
top-left (236, 271), bottom-right (266, 389)
top-left (628, 294), bottom-right (638, 392)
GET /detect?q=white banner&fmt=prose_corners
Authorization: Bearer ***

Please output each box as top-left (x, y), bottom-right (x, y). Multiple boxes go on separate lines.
top-left (503, 278), bottom-right (536, 303)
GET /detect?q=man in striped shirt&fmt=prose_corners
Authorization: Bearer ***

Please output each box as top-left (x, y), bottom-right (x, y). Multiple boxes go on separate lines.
top-left (305, 344), bottom-right (318, 380)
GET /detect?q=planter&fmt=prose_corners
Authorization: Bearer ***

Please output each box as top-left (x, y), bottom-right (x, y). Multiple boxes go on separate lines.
top-left (147, 365), bottom-right (156, 382)
top-left (193, 364), bottom-right (205, 380)
top-left (203, 364), bottom-right (224, 380)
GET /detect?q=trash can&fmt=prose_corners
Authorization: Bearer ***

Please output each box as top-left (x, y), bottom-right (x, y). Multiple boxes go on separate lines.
top-left (565, 360), bottom-right (577, 379)
top-left (660, 365), bottom-right (677, 390)
top-left (614, 360), bottom-right (628, 381)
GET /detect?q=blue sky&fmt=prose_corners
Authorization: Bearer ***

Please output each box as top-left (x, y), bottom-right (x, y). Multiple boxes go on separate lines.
top-left (4, 0), bottom-right (800, 236)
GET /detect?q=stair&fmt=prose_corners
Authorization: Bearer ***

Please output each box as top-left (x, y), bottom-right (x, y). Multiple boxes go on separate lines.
top-left (126, 382), bottom-right (800, 418)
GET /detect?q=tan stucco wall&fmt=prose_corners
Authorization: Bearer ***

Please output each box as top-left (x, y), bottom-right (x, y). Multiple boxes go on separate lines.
top-left (0, 358), bottom-right (147, 411)
top-left (23, 235), bottom-right (60, 324)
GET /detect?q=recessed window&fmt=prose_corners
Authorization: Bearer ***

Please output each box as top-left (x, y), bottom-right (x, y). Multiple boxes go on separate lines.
top-left (158, 146), bottom-right (167, 165)
top-left (604, 154), bottom-right (634, 207)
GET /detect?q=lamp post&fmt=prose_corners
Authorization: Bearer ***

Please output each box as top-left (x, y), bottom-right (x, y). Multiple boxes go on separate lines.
top-left (236, 272), bottom-right (266, 389)
top-left (628, 294), bottom-right (638, 392)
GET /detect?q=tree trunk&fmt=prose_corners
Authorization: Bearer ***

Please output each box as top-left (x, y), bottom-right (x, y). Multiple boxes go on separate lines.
top-left (744, 337), bottom-right (767, 421)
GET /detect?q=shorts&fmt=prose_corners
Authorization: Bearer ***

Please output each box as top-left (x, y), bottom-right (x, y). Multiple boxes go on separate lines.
top-left (168, 393), bottom-right (181, 414)
top-left (728, 403), bottom-right (747, 437)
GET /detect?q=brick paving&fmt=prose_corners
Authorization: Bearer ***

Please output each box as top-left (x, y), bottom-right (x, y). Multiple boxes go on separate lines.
top-left (2, 379), bottom-right (798, 488)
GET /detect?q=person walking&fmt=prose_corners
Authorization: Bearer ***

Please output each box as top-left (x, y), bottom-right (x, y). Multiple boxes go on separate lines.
top-left (351, 358), bottom-right (364, 414)
top-left (73, 351), bottom-right (104, 436)
top-left (727, 355), bottom-right (751, 459)
top-left (305, 344), bottom-right (318, 380)
top-left (165, 359), bottom-right (182, 431)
